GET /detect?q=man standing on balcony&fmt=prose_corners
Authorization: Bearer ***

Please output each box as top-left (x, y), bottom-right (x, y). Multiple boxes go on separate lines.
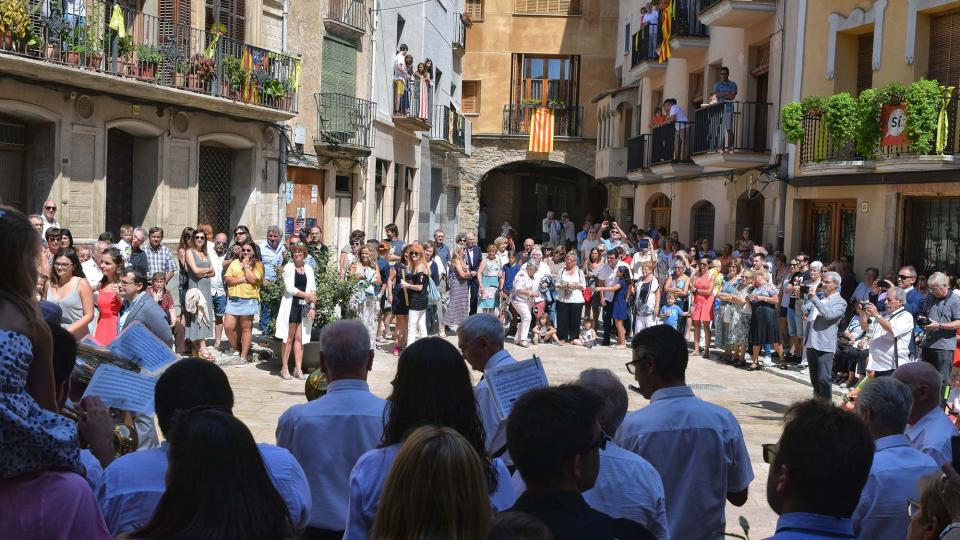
top-left (393, 44), bottom-right (409, 114)
top-left (663, 99), bottom-right (688, 161)
top-left (713, 67), bottom-right (738, 148)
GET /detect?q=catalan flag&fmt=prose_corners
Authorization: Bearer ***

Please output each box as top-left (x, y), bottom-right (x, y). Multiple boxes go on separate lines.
top-left (658, 0), bottom-right (672, 63)
top-left (528, 107), bottom-right (554, 153)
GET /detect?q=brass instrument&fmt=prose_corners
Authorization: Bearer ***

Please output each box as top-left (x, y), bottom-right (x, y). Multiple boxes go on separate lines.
top-left (304, 369), bottom-right (328, 401)
top-left (61, 401), bottom-right (140, 457)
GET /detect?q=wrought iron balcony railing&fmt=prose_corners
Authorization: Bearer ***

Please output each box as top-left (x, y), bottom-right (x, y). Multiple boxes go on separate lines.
top-left (651, 121), bottom-right (695, 165)
top-left (315, 92), bottom-right (375, 148)
top-left (502, 104), bottom-right (583, 137)
top-left (631, 24), bottom-right (659, 67)
top-left (325, 0), bottom-right (367, 35)
top-left (7, 0), bottom-right (299, 113)
top-left (627, 134), bottom-right (653, 171)
top-left (671, 0), bottom-right (708, 37)
top-left (430, 104), bottom-right (467, 150)
top-left (691, 101), bottom-right (771, 154)
top-left (453, 13), bottom-right (467, 55)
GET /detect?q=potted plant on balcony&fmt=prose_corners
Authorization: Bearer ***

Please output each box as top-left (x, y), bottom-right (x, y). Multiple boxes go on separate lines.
top-left (134, 44), bottom-right (161, 79)
top-left (547, 98), bottom-right (566, 109)
top-left (220, 55), bottom-right (243, 98)
top-left (115, 35), bottom-right (134, 75)
top-left (189, 53), bottom-right (215, 91)
top-left (0, 0), bottom-right (38, 53)
top-left (262, 76), bottom-right (289, 109)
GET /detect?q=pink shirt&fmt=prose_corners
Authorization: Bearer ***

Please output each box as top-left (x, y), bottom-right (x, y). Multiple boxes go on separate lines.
top-left (0, 470), bottom-right (111, 540)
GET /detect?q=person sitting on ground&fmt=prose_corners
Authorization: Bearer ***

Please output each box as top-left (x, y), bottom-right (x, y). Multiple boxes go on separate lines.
top-left (851, 377), bottom-right (940, 539)
top-left (343, 337), bottom-right (516, 540)
top-left (532, 313), bottom-right (561, 346)
top-left (511, 369), bottom-right (668, 539)
top-left (370, 426), bottom-right (492, 540)
top-left (573, 317), bottom-right (596, 348)
top-left (96, 359), bottom-right (311, 536)
top-left (126, 408), bottom-right (297, 540)
top-left (458, 314), bottom-right (518, 459)
top-left (765, 399), bottom-right (875, 539)
top-left (894, 361), bottom-right (957, 466)
top-left (507, 385), bottom-right (657, 540)
top-left (277, 320), bottom-right (386, 539)
top-left (617, 325), bottom-right (753, 540)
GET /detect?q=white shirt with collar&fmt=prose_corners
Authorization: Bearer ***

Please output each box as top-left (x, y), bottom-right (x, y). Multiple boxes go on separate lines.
top-left (276, 379), bottom-right (386, 531)
top-left (615, 385), bottom-right (753, 540)
top-left (344, 443), bottom-right (516, 540)
top-left (904, 407), bottom-right (957, 466)
top-left (852, 434), bottom-right (939, 540)
top-left (96, 442), bottom-right (311, 535)
top-left (475, 349), bottom-right (518, 456)
top-left (511, 441), bottom-right (669, 540)
top-left (82, 259), bottom-right (103, 289)
top-left (41, 216), bottom-right (60, 236)
top-left (118, 292), bottom-right (145, 330)
top-left (866, 308), bottom-right (915, 372)
top-left (597, 261), bottom-right (629, 302)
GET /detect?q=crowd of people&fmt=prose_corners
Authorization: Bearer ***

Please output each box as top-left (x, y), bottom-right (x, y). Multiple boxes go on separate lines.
top-left (10, 198), bottom-right (960, 540)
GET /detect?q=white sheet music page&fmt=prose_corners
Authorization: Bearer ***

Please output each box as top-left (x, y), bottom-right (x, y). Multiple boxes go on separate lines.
top-left (485, 356), bottom-right (549, 419)
top-left (82, 363), bottom-right (158, 415)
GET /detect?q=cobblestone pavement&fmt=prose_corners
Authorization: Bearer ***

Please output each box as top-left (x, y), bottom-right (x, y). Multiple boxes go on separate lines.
top-left (225, 337), bottom-right (822, 539)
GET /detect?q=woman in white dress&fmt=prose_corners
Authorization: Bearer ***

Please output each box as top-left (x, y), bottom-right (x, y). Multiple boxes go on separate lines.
top-left (633, 262), bottom-right (660, 333)
top-left (275, 244), bottom-right (316, 380)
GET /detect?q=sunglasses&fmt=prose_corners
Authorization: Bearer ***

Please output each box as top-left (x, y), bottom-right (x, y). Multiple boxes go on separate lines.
top-left (234, 231), bottom-right (247, 236)
top-left (351, 241), bottom-right (362, 246)
top-left (410, 252), bottom-right (423, 256)
top-left (241, 249), bottom-right (254, 253)
top-left (898, 275), bottom-right (914, 280)
top-left (580, 431), bottom-right (610, 455)
top-left (194, 235), bottom-right (206, 240)
top-left (44, 206), bottom-right (57, 210)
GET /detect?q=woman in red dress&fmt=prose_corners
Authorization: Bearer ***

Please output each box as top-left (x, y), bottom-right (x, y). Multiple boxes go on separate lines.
top-left (93, 248), bottom-right (124, 345)
top-left (690, 257), bottom-right (716, 358)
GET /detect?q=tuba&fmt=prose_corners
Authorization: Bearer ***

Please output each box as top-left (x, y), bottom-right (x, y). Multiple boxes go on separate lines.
top-left (304, 368), bottom-right (329, 401)
top-left (60, 402), bottom-right (140, 457)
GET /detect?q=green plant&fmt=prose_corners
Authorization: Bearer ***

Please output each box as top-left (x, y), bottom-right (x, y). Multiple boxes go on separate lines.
top-left (136, 43), bottom-right (162, 64)
top-left (547, 97), bottom-right (566, 108)
top-left (222, 55), bottom-right (245, 90)
top-left (824, 92), bottom-right (857, 148)
top-left (262, 77), bottom-right (287, 98)
top-left (800, 95), bottom-right (827, 116)
top-left (0, 0), bottom-right (39, 47)
top-left (780, 101), bottom-right (804, 144)
top-left (853, 88), bottom-right (883, 158)
top-left (905, 78), bottom-right (941, 155)
top-left (117, 35), bottom-right (133, 58)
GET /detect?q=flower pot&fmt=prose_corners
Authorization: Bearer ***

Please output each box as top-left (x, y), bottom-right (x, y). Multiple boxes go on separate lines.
top-left (2, 32), bottom-right (14, 51)
top-left (88, 53), bottom-right (103, 69)
top-left (187, 73), bottom-right (204, 91)
top-left (45, 43), bottom-right (61, 60)
top-left (172, 72), bottom-right (185, 87)
top-left (65, 50), bottom-right (81, 65)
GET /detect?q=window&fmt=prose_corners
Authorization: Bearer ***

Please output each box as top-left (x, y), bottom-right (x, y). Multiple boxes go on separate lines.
top-left (689, 71), bottom-right (704, 109)
top-left (465, 0), bottom-right (483, 20)
top-left (514, 0), bottom-right (581, 16)
top-left (462, 81), bottom-right (480, 113)
top-left (511, 54), bottom-right (580, 106)
top-left (903, 197), bottom-right (960, 275)
top-left (691, 201), bottom-right (715, 243)
top-left (802, 200), bottom-right (856, 264)
top-left (205, 0), bottom-right (245, 43)
top-left (624, 23), bottom-right (630, 53)
top-left (856, 33), bottom-right (873, 96)
top-left (929, 9), bottom-right (960, 85)
top-left (434, 68), bottom-right (443, 89)
top-left (322, 37), bottom-right (358, 97)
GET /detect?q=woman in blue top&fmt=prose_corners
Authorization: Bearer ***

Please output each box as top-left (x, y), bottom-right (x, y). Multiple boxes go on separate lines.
top-left (596, 266), bottom-right (632, 349)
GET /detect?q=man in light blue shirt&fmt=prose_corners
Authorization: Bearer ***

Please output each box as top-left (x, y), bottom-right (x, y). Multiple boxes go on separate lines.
top-left (852, 377), bottom-right (939, 539)
top-left (458, 314), bottom-right (519, 458)
top-left (764, 399), bottom-right (874, 539)
top-left (277, 320), bottom-right (386, 537)
top-left (97, 359), bottom-right (311, 536)
top-left (259, 225), bottom-right (286, 332)
top-left (895, 361), bottom-right (957, 466)
top-left (617, 325), bottom-right (752, 540)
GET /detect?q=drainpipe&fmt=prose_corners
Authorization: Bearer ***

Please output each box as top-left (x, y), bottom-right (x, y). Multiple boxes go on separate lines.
top-left (780, 0), bottom-right (806, 253)
top-left (367, 0), bottom-right (380, 231)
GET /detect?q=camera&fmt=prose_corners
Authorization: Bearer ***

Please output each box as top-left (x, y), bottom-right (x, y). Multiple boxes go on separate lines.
top-left (799, 282), bottom-right (811, 295)
top-left (859, 301), bottom-right (871, 311)
top-left (917, 315), bottom-right (932, 328)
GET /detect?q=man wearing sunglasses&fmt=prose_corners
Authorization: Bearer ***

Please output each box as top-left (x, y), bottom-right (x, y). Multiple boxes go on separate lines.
top-left (40, 199), bottom-right (60, 235)
top-left (617, 325), bottom-right (752, 540)
top-left (507, 385), bottom-right (656, 540)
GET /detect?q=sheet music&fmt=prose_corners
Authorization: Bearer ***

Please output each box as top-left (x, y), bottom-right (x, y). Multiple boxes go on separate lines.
top-left (82, 363), bottom-right (158, 415)
top-left (486, 356), bottom-right (549, 419)
top-left (107, 322), bottom-right (177, 373)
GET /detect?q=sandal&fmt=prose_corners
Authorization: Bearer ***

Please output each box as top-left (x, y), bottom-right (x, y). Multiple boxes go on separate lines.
top-left (199, 350), bottom-right (216, 361)
top-left (778, 363), bottom-right (789, 370)
top-left (746, 363), bottom-right (761, 371)
top-left (280, 370), bottom-right (292, 380)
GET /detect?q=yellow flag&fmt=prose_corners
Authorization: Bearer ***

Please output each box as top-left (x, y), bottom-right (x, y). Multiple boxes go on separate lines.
top-left (109, 4), bottom-right (126, 39)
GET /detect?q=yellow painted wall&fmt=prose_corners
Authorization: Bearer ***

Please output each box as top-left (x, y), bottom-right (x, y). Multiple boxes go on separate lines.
top-left (461, 0), bottom-right (619, 136)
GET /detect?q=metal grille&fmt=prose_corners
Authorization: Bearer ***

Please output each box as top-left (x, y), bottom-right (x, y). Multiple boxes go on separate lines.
top-left (198, 146), bottom-right (233, 236)
top-left (811, 208), bottom-right (831, 263)
top-left (692, 201), bottom-right (715, 243)
top-left (0, 123), bottom-right (26, 146)
top-left (903, 198), bottom-right (960, 275)
top-left (840, 209), bottom-right (856, 260)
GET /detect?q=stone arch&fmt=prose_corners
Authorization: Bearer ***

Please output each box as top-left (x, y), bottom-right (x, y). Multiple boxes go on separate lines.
top-left (198, 132), bottom-right (256, 149)
top-left (617, 102), bottom-right (634, 147)
top-left (105, 118), bottom-right (164, 138)
top-left (0, 99), bottom-right (61, 213)
top-left (646, 192), bottom-right (672, 233)
top-left (690, 200), bottom-right (716, 244)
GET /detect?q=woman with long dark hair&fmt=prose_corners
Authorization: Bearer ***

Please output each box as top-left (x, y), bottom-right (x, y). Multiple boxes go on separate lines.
top-left (93, 248), bottom-right (124, 346)
top-left (223, 239), bottom-right (264, 365)
top-left (184, 228), bottom-right (215, 360)
top-left (583, 246), bottom-right (604, 322)
top-left (343, 337), bottom-right (515, 540)
top-left (46, 248), bottom-right (94, 339)
top-left (58, 228), bottom-right (74, 252)
top-left (130, 408), bottom-right (294, 539)
top-left (386, 244), bottom-right (411, 355)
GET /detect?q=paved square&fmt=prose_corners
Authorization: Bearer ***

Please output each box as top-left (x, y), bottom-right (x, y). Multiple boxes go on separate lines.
top-left (226, 338), bottom-right (818, 538)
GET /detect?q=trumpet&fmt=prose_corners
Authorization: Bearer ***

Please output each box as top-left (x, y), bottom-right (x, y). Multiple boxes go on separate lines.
top-left (61, 402), bottom-right (139, 457)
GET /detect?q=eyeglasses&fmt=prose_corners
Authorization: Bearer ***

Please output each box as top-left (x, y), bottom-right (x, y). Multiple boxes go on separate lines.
top-left (234, 231), bottom-right (247, 236)
top-left (762, 443), bottom-right (777, 464)
top-left (44, 206), bottom-right (57, 210)
top-left (194, 235), bottom-right (206, 240)
top-left (53, 262), bottom-right (73, 268)
top-left (411, 252), bottom-right (422, 257)
top-left (350, 241), bottom-right (362, 246)
top-left (241, 248), bottom-right (254, 253)
top-left (898, 274), bottom-right (914, 281)
top-left (907, 499), bottom-right (921, 518)
top-left (119, 279), bottom-right (136, 286)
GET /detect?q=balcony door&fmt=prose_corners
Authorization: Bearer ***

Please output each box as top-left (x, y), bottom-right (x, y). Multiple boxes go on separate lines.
top-left (322, 37), bottom-right (358, 98)
top-left (513, 55), bottom-right (578, 107)
top-left (802, 200), bottom-right (856, 264)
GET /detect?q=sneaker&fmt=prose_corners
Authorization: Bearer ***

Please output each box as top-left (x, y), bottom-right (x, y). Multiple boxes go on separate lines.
top-left (294, 369), bottom-right (306, 380)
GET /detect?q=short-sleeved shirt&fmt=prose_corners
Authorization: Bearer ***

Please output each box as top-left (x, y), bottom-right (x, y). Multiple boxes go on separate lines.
top-left (713, 80), bottom-right (738, 100)
top-left (615, 386), bottom-right (754, 540)
top-left (669, 104), bottom-right (688, 122)
top-left (224, 259), bottom-right (264, 300)
top-left (659, 304), bottom-right (683, 329)
top-left (923, 292), bottom-right (960, 350)
top-left (405, 271), bottom-right (429, 311)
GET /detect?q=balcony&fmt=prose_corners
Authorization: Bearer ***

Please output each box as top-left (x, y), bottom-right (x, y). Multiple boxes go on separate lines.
top-left (596, 146), bottom-right (627, 181)
top-left (453, 13), bottom-right (467, 56)
top-left (627, 134), bottom-right (660, 181)
top-left (698, 0), bottom-right (776, 28)
top-left (430, 105), bottom-right (467, 152)
top-left (667, 0), bottom-right (709, 58)
top-left (313, 93), bottom-right (375, 161)
top-left (691, 101), bottom-right (772, 170)
top-left (502, 105), bottom-right (583, 137)
top-left (650, 121), bottom-right (703, 177)
top-left (630, 24), bottom-right (665, 78)
top-left (392, 81), bottom-right (433, 131)
top-left (0, 0), bottom-right (299, 122)
top-left (324, 0), bottom-right (367, 40)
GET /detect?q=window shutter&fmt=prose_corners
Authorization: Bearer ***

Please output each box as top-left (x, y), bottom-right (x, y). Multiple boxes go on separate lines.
top-left (322, 37), bottom-right (358, 97)
top-left (466, 0), bottom-right (483, 20)
top-left (856, 33), bottom-right (873, 95)
top-left (930, 10), bottom-right (960, 86)
top-left (462, 81), bottom-right (479, 113)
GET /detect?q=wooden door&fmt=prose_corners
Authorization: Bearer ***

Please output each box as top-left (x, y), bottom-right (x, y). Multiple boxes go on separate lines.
top-left (106, 129), bottom-right (134, 237)
top-left (803, 200), bottom-right (856, 263)
top-left (285, 167), bottom-right (324, 236)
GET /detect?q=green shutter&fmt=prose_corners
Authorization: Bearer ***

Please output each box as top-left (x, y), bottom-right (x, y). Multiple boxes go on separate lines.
top-left (321, 37), bottom-right (358, 98)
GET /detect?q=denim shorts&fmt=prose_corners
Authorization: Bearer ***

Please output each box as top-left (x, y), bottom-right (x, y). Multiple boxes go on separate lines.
top-left (787, 307), bottom-right (800, 337)
top-left (226, 297), bottom-right (259, 317)
top-left (212, 294), bottom-right (227, 317)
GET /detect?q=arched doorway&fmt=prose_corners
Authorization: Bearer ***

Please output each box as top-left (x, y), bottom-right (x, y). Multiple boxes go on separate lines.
top-left (478, 160), bottom-right (602, 241)
top-left (646, 193), bottom-right (671, 232)
top-left (736, 190), bottom-right (764, 245)
top-left (105, 120), bottom-right (162, 236)
top-left (0, 102), bottom-right (58, 214)
top-left (691, 200), bottom-right (715, 243)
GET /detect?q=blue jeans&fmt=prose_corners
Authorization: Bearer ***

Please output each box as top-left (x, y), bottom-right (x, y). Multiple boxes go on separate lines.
top-left (259, 293), bottom-right (274, 333)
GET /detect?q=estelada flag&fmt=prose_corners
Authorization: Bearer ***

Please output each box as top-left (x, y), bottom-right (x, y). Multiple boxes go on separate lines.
top-left (528, 107), bottom-right (554, 153)
top-left (658, 0), bottom-right (673, 63)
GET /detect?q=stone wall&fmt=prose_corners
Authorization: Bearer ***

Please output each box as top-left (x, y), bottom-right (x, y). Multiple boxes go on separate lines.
top-left (457, 137), bottom-right (598, 233)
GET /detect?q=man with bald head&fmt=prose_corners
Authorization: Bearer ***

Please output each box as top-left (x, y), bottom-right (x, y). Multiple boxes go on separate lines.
top-left (894, 361), bottom-right (957, 465)
top-left (40, 199), bottom-right (59, 235)
top-left (277, 320), bottom-right (385, 538)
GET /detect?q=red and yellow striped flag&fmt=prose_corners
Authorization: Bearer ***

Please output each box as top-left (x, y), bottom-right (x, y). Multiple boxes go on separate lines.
top-left (528, 107), bottom-right (555, 153)
top-left (658, 0), bottom-right (673, 63)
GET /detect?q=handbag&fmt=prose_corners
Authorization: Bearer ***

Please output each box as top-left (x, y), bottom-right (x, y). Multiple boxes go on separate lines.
top-left (583, 287), bottom-right (593, 303)
top-left (427, 278), bottom-right (441, 305)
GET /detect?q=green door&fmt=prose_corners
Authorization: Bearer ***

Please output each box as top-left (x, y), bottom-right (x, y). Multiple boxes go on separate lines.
top-left (322, 37), bottom-right (358, 98)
